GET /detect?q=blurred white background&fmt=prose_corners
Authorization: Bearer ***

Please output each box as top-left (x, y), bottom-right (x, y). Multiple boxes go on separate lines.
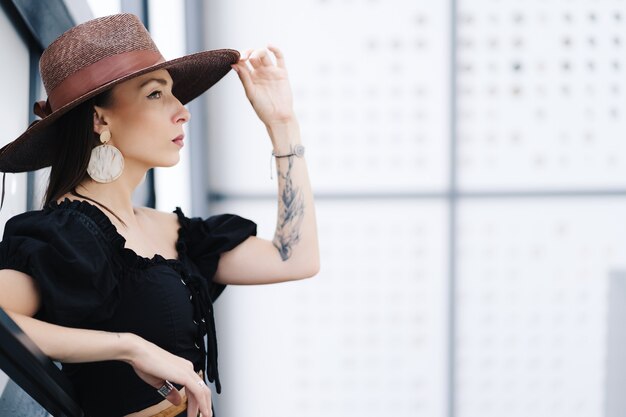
top-left (203, 1), bottom-right (626, 417)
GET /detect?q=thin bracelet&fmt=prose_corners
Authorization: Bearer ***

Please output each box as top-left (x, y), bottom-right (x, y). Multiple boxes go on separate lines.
top-left (270, 144), bottom-right (306, 179)
top-left (272, 151), bottom-right (296, 158)
top-left (272, 144), bottom-right (305, 158)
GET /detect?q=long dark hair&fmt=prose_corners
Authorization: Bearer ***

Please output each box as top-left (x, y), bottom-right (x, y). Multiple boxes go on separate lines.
top-left (44, 90), bottom-right (113, 206)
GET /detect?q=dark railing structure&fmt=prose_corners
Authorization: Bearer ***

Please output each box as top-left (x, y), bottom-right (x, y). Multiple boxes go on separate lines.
top-left (0, 308), bottom-right (83, 417)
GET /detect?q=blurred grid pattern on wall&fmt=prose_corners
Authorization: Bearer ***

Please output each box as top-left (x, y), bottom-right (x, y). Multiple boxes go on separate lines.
top-left (456, 1), bottom-right (626, 190)
top-left (455, 2), bottom-right (626, 416)
top-left (205, 0), bottom-right (451, 195)
top-left (202, 0), bottom-right (626, 417)
top-left (205, 1), bottom-right (450, 417)
top-left (457, 199), bottom-right (626, 417)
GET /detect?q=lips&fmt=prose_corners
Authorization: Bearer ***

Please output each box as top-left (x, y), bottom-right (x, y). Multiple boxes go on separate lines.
top-left (172, 134), bottom-right (184, 147)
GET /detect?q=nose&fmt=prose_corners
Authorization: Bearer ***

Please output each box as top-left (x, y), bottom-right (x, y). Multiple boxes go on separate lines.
top-left (174, 99), bottom-right (191, 124)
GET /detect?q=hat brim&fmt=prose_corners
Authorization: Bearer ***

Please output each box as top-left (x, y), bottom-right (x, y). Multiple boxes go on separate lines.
top-left (0, 49), bottom-right (239, 173)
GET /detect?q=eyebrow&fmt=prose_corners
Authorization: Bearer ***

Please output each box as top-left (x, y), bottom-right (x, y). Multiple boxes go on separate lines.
top-left (139, 78), bottom-right (169, 88)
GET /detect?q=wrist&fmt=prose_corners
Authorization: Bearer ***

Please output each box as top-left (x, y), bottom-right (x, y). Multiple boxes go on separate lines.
top-left (266, 118), bottom-right (300, 142)
top-left (267, 122), bottom-right (301, 155)
top-left (116, 332), bottom-right (142, 364)
top-left (265, 114), bottom-right (298, 130)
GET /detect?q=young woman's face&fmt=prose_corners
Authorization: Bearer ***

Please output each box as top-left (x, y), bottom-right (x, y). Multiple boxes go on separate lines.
top-left (93, 69), bottom-right (190, 170)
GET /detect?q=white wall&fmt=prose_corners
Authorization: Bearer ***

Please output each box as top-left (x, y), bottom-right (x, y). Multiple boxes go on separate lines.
top-left (84, 0), bottom-right (120, 19)
top-left (0, 1), bottom-right (30, 393)
top-left (0, 5), bottom-right (29, 233)
top-left (148, 0), bottom-right (192, 214)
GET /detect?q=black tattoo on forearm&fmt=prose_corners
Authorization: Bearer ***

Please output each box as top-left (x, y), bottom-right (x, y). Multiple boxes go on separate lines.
top-left (273, 156), bottom-right (304, 261)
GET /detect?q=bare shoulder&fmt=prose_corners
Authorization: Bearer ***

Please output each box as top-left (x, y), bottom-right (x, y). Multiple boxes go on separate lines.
top-left (135, 206), bottom-right (179, 229)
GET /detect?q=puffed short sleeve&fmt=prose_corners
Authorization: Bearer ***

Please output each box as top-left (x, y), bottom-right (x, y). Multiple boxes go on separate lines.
top-left (175, 208), bottom-right (257, 301)
top-left (0, 209), bottom-right (119, 327)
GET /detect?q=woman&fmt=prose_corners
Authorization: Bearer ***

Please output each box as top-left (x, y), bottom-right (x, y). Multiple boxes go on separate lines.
top-left (0, 13), bottom-right (319, 417)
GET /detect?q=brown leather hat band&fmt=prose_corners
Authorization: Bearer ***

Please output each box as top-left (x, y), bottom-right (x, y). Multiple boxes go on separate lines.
top-left (47, 49), bottom-right (165, 112)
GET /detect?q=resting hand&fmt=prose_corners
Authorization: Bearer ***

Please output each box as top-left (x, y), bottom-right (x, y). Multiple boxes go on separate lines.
top-left (125, 335), bottom-right (212, 417)
top-left (231, 45), bottom-right (295, 126)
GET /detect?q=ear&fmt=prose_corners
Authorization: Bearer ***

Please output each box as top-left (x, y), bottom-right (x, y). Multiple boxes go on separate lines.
top-left (93, 105), bottom-right (109, 135)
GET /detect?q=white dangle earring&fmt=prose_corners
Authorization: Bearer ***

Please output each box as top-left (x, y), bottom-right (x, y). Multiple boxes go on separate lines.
top-left (87, 130), bottom-right (124, 183)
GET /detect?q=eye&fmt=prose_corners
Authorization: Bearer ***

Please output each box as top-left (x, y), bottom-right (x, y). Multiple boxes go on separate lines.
top-left (147, 90), bottom-right (162, 99)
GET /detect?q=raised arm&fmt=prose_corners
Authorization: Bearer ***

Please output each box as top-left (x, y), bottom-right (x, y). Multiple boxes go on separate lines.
top-left (214, 46), bottom-right (319, 285)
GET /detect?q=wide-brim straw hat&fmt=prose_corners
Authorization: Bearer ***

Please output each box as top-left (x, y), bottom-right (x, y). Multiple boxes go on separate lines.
top-left (0, 13), bottom-right (239, 173)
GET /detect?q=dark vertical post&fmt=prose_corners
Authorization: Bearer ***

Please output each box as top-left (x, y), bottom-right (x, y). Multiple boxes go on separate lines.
top-left (26, 50), bottom-right (41, 211)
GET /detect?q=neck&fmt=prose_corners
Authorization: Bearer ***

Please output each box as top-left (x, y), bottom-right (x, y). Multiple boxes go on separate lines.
top-left (75, 162), bottom-right (149, 227)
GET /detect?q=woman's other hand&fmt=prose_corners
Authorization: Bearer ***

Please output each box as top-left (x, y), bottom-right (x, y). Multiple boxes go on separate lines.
top-left (125, 334), bottom-right (212, 417)
top-left (231, 45), bottom-right (296, 126)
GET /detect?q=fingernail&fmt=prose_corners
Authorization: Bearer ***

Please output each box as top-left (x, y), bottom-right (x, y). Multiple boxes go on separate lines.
top-left (231, 65), bottom-right (239, 72)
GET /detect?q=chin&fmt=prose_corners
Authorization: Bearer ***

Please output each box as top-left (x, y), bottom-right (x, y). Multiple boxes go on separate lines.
top-left (152, 153), bottom-right (181, 168)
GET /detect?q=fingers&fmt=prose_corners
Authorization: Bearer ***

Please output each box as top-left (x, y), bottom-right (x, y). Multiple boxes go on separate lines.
top-left (187, 394), bottom-right (199, 417)
top-left (234, 46), bottom-right (286, 70)
top-left (230, 49), bottom-right (251, 88)
top-left (199, 379), bottom-right (212, 417)
top-left (267, 44), bottom-right (286, 68)
top-left (152, 377), bottom-right (183, 407)
top-left (230, 45), bottom-right (288, 96)
top-left (185, 375), bottom-right (212, 417)
top-left (165, 387), bottom-right (183, 406)
top-left (240, 48), bottom-right (253, 61)
top-left (231, 64), bottom-right (253, 93)
top-left (249, 48), bottom-right (273, 69)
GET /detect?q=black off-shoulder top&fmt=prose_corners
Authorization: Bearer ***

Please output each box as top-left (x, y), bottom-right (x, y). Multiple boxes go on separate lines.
top-left (0, 199), bottom-right (257, 417)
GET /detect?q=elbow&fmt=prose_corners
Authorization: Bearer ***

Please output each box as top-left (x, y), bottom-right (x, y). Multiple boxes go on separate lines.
top-left (299, 253), bottom-right (320, 279)
top-left (306, 241), bottom-right (321, 278)
top-left (281, 242), bottom-right (320, 280)
top-left (285, 252), bottom-right (320, 280)
top-left (280, 257), bottom-right (319, 282)
top-left (306, 259), bottom-right (321, 278)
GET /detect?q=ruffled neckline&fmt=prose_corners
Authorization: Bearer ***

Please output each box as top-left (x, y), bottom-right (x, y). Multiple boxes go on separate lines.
top-left (47, 198), bottom-right (189, 269)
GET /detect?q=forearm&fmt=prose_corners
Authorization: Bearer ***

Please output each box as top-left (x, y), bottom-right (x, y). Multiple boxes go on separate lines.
top-left (8, 310), bottom-right (211, 411)
top-left (268, 118), bottom-right (320, 274)
top-left (228, 46), bottom-right (319, 280)
top-left (6, 310), bottom-right (139, 364)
